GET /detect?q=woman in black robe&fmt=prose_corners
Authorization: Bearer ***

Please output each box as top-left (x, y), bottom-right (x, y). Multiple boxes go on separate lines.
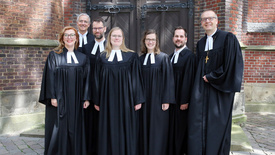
top-left (93, 27), bottom-right (144, 155)
top-left (39, 26), bottom-right (90, 155)
top-left (139, 29), bottom-right (175, 155)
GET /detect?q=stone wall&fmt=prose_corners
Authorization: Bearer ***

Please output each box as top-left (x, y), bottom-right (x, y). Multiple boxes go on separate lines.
top-left (242, 0), bottom-right (275, 103)
top-left (0, 0), bottom-right (63, 135)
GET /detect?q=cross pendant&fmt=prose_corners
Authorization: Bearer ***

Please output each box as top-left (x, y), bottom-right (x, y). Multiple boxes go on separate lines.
top-left (205, 55), bottom-right (209, 63)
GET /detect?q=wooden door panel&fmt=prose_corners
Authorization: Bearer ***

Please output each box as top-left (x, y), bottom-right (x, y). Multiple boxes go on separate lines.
top-left (88, 0), bottom-right (194, 52)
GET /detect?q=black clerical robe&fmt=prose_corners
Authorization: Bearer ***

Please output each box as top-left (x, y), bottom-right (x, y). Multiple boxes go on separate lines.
top-left (168, 47), bottom-right (196, 155)
top-left (79, 37), bottom-right (106, 155)
top-left (94, 51), bottom-right (144, 155)
top-left (39, 48), bottom-right (90, 155)
top-left (188, 29), bottom-right (243, 155)
top-left (139, 52), bottom-right (175, 155)
top-left (77, 32), bottom-right (94, 55)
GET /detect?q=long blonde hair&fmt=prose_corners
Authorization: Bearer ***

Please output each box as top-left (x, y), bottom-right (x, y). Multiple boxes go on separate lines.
top-left (105, 27), bottom-right (134, 58)
top-left (54, 26), bottom-right (79, 54)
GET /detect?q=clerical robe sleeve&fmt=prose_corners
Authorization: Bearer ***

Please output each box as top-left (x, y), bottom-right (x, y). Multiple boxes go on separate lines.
top-left (180, 53), bottom-right (196, 104)
top-left (93, 57), bottom-right (102, 106)
top-left (39, 51), bottom-right (56, 105)
top-left (82, 56), bottom-right (91, 101)
top-left (131, 53), bottom-right (145, 105)
top-left (205, 33), bottom-right (244, 93)
top-left (161, 54), bottom-right (176, 104)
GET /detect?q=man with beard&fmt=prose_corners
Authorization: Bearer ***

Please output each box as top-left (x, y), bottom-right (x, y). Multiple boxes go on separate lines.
top-left (84, 17), bottom-right (107, 155)
top-left (168, 26), bottom-right (196, 155)
top-left (188, 10), bottom-right (243, 155)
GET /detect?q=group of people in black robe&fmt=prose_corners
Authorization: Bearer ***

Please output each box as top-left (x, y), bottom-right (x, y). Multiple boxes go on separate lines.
top-left (39, 10), bottom-right (243, 155)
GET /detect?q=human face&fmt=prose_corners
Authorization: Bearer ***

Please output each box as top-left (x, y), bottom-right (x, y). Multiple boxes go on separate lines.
top-left (92, 21), bottom-right (106, 40)
top-left (63, 29), bottom-right (76, 48)
top-left (77, 15), bottom-right (90, 34)
top-left (110, 29), bottom-right (123, 49)
top-left (201, 11), bottom-right (218, 34)
top-left (173, 29), bottom-right (187, 49)
top-left (145, 33), bottom-right (156, 53)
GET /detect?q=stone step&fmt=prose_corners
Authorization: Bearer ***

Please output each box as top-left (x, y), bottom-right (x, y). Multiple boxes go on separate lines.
top-left (20, 123), bottom-right (252, 152)
top-left (20, 124), bottom-right (44, 138)
top-left (230, 124), bottom-right (252, 151)
top-left (246, 102), bottom-right (275, 113)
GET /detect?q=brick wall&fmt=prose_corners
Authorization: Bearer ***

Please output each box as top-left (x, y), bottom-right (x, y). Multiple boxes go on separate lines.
top-left (0, 0), bottom-right (64, 39)
top-left (242, 0), bottom-right (275, 84)
top-left (63, 0), bottom-right (87, 28)
top-left (244, 50), bottom-right (274, 83)
top-left (0, 0), bottom-right (64, 91)
top-left (0, 47), bottom-right (53, 91)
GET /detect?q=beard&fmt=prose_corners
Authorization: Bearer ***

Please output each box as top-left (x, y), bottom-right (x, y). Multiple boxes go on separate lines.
top-left (174, 43), bottom-right (184, 49)
top-left (94, 33), bottom-right (104, 40)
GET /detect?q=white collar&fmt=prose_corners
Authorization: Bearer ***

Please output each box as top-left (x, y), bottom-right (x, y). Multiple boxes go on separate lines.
top-left (78, 31), bottom-right (88, 47)
top-left (91, 39), bottom-right (105, 55)
top-left (108, 50), bottom-right (123, 62)
top-left (67, 51), bottom-right (79, 64)
top-left (171, 45), bottom-right (186, 64)
top-left (143, 52), bottom-right (155, 65)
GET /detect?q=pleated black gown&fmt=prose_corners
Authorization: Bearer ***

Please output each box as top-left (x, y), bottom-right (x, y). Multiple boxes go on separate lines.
top-left (139, 52), bottom-right (175, 155)
top-left (93, 51), bottom-right (144, 155)
top-left (39, 48), bottom-right (90, 155)
top-left (168, 47), bottom-right (196, 155)
top-left (188, 29), bottom-right (244, 155)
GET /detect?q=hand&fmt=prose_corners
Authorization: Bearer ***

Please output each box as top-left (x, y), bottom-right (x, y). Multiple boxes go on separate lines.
top-left (135, 104), bottom-right (142, 111)
top-left (83, 100), bottom-right (90, 109)
top-left (162, 103), bottom-right (169, 111)
top-left (180, 103), bottom-right (189, 110)
top-left (51, 99), bottom-right (57, 107)
top-left (203, 75), bottom-right (209, 83)
top-left (94, 105), bottom-right (100, 111)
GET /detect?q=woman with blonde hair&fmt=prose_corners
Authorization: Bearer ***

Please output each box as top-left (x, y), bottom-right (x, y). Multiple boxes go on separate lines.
top-left (139, 29), bottom-right (175, 155)
top-left (93, 27), bottom-right (144, 155)
top-left (39, 26), bottom-right (90, 155)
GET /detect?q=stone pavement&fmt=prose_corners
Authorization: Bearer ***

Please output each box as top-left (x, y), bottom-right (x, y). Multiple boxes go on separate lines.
top-left (0, 112), bottom-right (274, 155)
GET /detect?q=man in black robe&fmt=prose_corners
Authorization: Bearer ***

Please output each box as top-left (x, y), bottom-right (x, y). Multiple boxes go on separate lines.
top-left (168, 26), bottom-right (196, 155)
top-left (188, 10), bottom-right (244, 155)
top-left (77, 15), bottom-right (107, 155)
top-left (77, 13), bottom-right (94, 55)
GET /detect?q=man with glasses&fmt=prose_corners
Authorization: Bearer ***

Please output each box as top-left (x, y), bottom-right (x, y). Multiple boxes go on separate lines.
top-left (84, 16), bottom-right (107, 155)
top-left (188, 10), bottom-right (243, 155)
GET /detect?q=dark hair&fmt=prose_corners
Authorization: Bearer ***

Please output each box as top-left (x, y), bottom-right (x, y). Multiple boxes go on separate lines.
top-left (92, 17), bottom-right (105, 27)
top-left (140, 29), bottom-right (160, 54)
top-left (173, 26), bottom-right (188, 37)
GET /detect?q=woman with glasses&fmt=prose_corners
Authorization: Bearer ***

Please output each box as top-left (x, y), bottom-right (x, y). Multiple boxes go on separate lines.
top-left (39, 26), bottom-right (90, 155)
top-left (139, 29), bottom-right (175, 155)
top-left (93, 27), bottom-right (144, 155)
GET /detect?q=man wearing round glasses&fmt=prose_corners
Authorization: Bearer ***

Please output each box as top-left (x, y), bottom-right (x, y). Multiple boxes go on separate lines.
top-left (188, 10), bottom-right (244, 155)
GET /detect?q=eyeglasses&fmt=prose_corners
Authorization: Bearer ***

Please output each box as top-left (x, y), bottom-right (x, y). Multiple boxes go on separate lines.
top-left (145, 39), bottom-right (156, 42)
top-left (201, 17), bottom-right (217, 22)
top-left (64, 33), bottom-right (76, 38)
top-left (111, 35), bottom-right (122, 38)
top-left (93, 27), bottom-right (104, 31)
